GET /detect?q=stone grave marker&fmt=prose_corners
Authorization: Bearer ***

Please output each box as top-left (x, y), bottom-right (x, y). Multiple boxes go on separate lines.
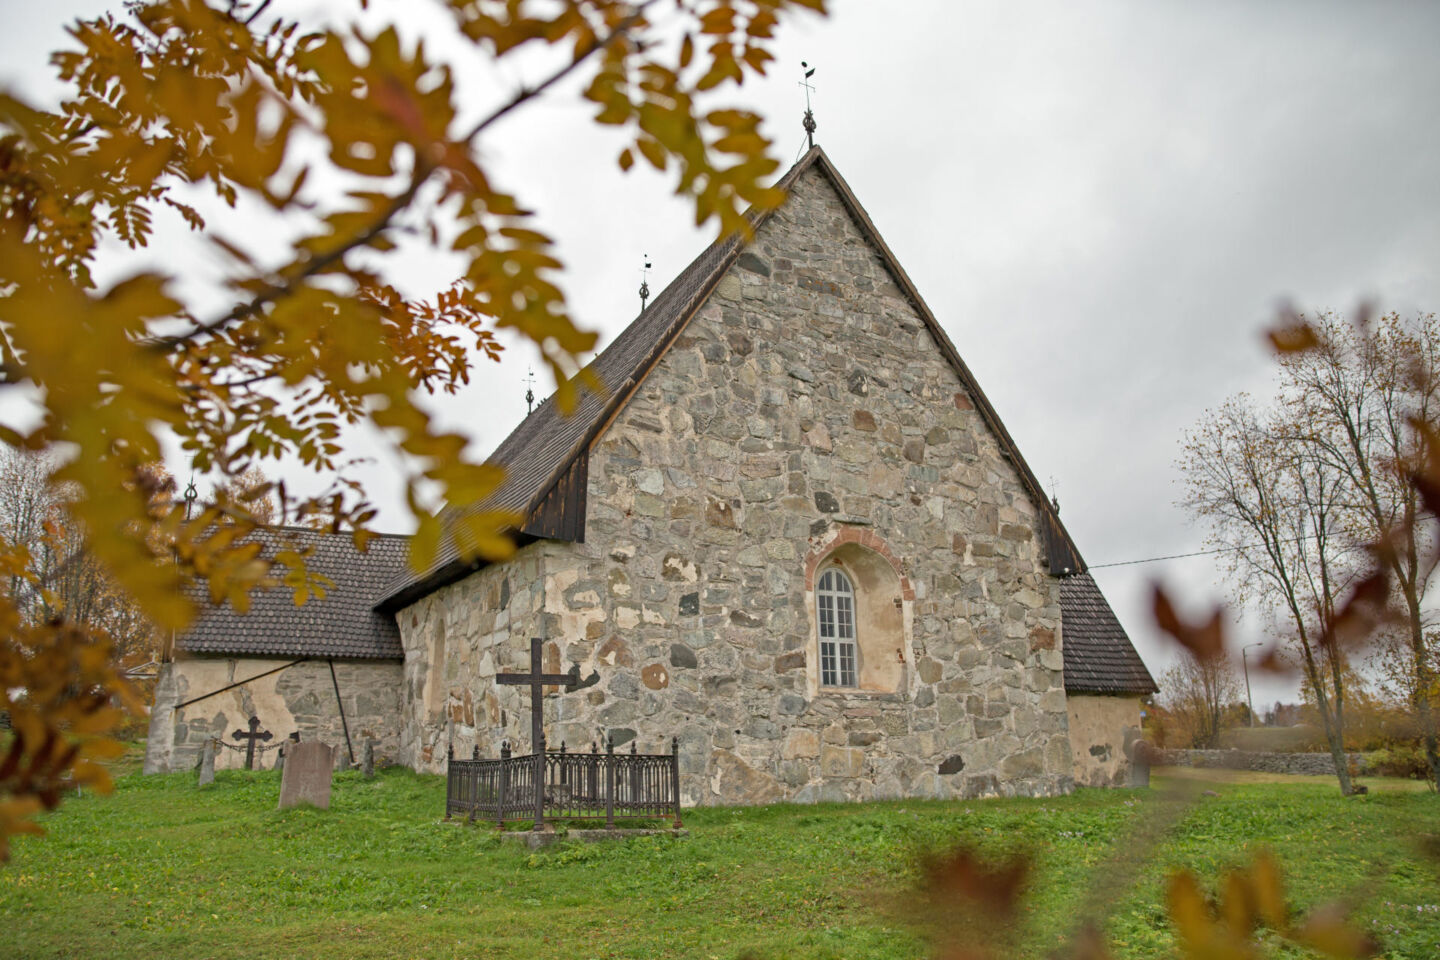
top-left (278, 741), bottom-right (336, 810)
top-left (197, 739), bottom-right (215, 787)
top-left (361, 739), bottom-right (375, 779)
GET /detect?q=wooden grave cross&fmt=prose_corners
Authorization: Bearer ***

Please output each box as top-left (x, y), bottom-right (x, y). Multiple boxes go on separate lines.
top-left (232, 716), bottom-right (272, 770)
top-left (495, 638), bottom-right (578, 753)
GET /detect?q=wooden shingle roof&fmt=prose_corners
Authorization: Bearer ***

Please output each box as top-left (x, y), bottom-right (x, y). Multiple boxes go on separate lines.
top-left (179, 527), bottom-right (408, 661)
top-left (378, 145), bottom-right (1088, 611)
top-left (1060, 573), bottom-right (1158, 695)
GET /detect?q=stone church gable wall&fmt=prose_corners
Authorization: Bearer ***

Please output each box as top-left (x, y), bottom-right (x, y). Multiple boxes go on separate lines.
top-left (399, 165), bottom-right (1072, 801)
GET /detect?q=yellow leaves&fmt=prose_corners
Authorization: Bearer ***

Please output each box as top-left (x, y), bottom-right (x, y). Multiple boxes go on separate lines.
top-left (636, 136), bottom-right (668, 171)
top-left (1268, 322), bottom-right (1320, 355)
top-left (0, 0), bottom-right (829, 857)
top-left (299, 26), bottom-right (459, 179)
top-left (410, 511), bottom-right (442, 575)
top-left (1290, 907), bottom-right (1381, 959)
top-left (1168, 869), bottom-right (1260, 960)
top-left (1153, 583), bottom-right (1229, 663)
top-left (0, 611), bottom-right (138, 859)
top-left (699, 6), bottom-right (738, 36)
top-left (1165, 851), bottom-right (1377, 960)
top-left (0, 796), bottom-right (46, 862)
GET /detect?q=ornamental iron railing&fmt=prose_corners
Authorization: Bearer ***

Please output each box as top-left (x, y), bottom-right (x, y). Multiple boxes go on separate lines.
top-left (445, 735), bottom-right (682, 830)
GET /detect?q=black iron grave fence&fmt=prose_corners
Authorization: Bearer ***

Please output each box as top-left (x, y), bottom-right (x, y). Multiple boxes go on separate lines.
top-left (445, 735), bottom-right (682, 831)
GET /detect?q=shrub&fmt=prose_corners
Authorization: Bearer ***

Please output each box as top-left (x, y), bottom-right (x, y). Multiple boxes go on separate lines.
top-left (1363, 744), bottom-right (1432, 780)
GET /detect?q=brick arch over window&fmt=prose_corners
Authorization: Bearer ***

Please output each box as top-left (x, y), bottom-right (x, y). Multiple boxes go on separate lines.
top-left (804, 527), bottom-right (914, 695)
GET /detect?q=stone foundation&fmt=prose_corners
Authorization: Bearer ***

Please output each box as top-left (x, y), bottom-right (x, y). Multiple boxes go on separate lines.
top-left (144, 655), bottom-right (403, 773)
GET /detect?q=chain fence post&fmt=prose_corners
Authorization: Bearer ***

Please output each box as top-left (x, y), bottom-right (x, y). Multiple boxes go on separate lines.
top-left (605, 733), bottom-right (615, 830)
top-left (533, 733), bottom-right (546, 832)
top-left (670, 735), bottom-right (683, 829)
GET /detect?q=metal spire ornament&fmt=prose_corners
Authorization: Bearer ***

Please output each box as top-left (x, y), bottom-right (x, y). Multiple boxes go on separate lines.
top-left (524, 367), bottom-right (537, 415)
top-left (800, 61), bottom-right (817, 150)
top-left (182, 464), bottom-right (198, 522)
top-left (638, 255), bottom-right (652, 312)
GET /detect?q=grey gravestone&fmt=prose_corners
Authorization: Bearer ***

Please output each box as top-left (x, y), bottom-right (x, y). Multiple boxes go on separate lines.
top-left (361, 740), bottom-right (375, 779)
top-left (197, 739), bottom-right (216, 786)
top-left (1127, 739), bottom-right (1152, 788)
top-left (278, 741), bottom-right (336, 810)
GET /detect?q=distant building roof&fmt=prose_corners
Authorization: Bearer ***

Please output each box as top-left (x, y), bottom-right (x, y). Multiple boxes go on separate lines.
top-left (177, 527), bottom-right (408, 661)
top-left (1060, 573), bottom-right (1158, 695)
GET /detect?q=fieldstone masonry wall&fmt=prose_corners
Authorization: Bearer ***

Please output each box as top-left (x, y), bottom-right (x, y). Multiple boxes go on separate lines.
top-left (398, 166), bottom-right (1074, 803)
top-left (144, 656), bottom-right (403, 773)
top-left (397, 546), bottom-right (550, 770)
top-left (1158, 748), bottom-right (1366, 777)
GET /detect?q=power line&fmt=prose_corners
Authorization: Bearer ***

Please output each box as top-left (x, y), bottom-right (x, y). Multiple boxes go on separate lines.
top-left (1087, 515), bottom-right (1437, 571)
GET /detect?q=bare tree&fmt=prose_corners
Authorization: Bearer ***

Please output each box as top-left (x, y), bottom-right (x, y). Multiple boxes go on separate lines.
top-left (1179, 396), bottom-right (1361, 792)
top-left (1160, 654), bottom-right (1242, 748)
top-left (1280, 312), bottom-right (1440, 789)
top-left (0, 448), bottom-right (159, 665)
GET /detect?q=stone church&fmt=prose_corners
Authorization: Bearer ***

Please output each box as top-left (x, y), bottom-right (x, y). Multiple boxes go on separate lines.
top-left (145, 147), bottom-right (1157, 802)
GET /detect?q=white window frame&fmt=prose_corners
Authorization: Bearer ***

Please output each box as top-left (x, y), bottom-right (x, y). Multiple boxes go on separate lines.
top-left (816, 567), bottom-right (858, 688)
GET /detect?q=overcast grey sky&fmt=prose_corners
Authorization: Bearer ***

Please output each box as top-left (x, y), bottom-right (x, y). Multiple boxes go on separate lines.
top-left (5, 0), bottom-right (1440, 705)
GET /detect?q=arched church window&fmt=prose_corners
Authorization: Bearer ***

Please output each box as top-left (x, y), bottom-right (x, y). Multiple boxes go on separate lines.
top-left (817, 568), bottom-right (858, 687)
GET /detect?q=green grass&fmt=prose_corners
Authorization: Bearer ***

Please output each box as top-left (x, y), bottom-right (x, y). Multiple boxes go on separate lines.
top-left (0, 766), bottom-right (1436, 959)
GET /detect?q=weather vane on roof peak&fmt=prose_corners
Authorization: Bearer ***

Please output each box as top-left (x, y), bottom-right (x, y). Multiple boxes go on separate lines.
top-left (524, 367), bottom-right (536, 415)
top-left (800, 61), bottom-right (817, 151)
top-left (639, 255), bottom-right (652, 313)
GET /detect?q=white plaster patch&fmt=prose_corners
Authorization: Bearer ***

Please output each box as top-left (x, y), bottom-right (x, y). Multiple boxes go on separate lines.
top-left (544, 568), bottom-right (580, 613)
top-left (663, 555), bottom-right (698, 582)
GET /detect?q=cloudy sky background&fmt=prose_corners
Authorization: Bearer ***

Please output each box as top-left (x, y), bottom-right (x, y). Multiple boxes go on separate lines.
top-left (5, 0), bottom-right (1440, 706)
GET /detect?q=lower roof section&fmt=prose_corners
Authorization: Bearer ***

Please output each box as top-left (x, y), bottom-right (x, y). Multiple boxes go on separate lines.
top-left (1060, 573), bottom-right (1158, 696)
top-left (177, 527), bottom-right (408, 661)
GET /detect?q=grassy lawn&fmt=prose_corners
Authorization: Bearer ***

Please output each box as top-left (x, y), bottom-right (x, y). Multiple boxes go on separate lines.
top-left (0, 764), bottom-right (1435, 960)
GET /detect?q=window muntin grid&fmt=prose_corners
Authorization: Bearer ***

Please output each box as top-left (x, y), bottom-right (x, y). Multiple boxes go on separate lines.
top-left (817, 568), bottom-right (858, 687)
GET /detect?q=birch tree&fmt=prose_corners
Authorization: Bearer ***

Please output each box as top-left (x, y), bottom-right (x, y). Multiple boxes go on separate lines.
top-left (1179, 397), bottom-right (1362, 793)
top-left (1280, 312), bottom-right (1440, 788)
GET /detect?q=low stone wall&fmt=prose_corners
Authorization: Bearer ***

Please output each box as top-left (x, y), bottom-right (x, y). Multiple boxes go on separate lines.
top-left (1158, 748), bottom-right (1366, 777)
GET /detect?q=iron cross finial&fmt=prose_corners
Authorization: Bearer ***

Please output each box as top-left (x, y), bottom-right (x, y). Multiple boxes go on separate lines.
top-left (524, 367), bottom-right (536, 415)
top-left (800, 61), bottom-right (817, 150)
top-left (182, 455), bottom-right (198, 521)
top-left (639, 255), bottom-right (652, 313)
